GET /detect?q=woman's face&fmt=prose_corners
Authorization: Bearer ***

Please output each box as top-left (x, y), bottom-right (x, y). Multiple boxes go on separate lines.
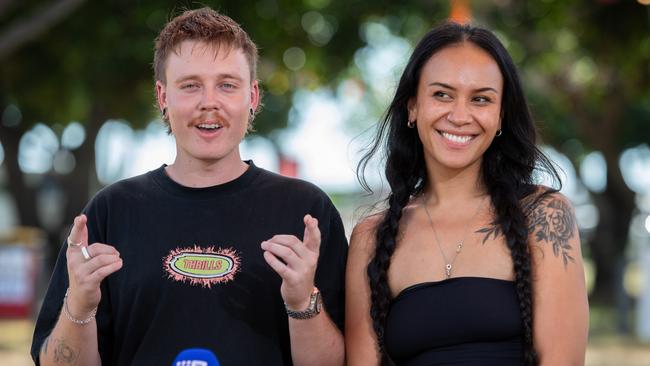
top-left (409, 42), bottom-right (503, 175)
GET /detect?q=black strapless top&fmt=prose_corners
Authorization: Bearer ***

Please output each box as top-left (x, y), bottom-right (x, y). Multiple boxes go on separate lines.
top-left (385, 277), bottom-right (524, 365)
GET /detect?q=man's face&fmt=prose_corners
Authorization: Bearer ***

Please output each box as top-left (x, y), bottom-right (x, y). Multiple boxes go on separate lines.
top-left (156, 40), bottom-right (259, 167)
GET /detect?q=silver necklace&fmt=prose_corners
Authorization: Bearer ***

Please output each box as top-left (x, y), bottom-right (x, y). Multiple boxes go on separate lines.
top-left (423, 195), bottom-right (487, 278)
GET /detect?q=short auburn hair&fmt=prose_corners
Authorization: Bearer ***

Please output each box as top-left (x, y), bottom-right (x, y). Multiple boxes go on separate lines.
top-left (153, 7), bottom-right (258, 84)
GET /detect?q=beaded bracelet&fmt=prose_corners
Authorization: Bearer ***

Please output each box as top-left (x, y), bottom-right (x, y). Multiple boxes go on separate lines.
top-left (62, 288), bottom-right (97, 325)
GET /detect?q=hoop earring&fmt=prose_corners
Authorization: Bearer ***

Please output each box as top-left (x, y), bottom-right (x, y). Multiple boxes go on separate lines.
top-left (407, 120), bottom-right (416, 128)
top-left (246, 107), bottom-right (256, 132)
top-left (495, 129), bottom-right (502, 137)
top-left (248, 107), bottom-right (256, 124)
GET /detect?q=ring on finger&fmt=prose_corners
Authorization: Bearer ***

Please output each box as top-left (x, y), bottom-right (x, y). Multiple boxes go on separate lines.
top-left (81, 246), bottom-right (92, 260)
top-left (67, 237), bottom-right (82, 248)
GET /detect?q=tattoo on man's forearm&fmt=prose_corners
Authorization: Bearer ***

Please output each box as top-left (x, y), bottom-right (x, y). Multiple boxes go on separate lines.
top-left (53, 338), bottom-right (78, 365)
top-left (528, 197), bottom-right (576, 267)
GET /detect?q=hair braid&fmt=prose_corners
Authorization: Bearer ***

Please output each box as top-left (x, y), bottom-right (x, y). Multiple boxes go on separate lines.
top-left (486, 178), bottom-right (538, 365)
top-left (367, 191), bottom-right (409, 365)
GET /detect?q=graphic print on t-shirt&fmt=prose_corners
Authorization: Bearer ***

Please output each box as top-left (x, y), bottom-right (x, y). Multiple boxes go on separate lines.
top-left (163, 245), bottom-right (241, 288)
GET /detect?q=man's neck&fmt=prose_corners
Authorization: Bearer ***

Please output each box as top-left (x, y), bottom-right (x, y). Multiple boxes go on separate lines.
top-left (164, 155), bottom-right (249, 188)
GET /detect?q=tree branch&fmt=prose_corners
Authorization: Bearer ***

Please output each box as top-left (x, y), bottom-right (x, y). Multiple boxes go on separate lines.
top-left (0, 0), bottom-right (86, 60)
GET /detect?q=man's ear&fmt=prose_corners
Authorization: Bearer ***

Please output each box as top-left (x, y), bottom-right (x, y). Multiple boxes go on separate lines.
top-left (156, 80), bottom-right (167, 112)
top-left (250, 79), bottom-right (260, 112)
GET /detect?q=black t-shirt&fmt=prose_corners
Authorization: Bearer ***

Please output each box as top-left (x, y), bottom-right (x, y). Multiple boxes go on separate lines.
top-left (31, 162), bottom-right (348, 365)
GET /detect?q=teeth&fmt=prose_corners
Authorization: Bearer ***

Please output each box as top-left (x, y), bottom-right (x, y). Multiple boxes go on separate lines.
top-left (441, 132), bottom-right (472, 143)
top-left (197, 123), bottom-right (221, 129)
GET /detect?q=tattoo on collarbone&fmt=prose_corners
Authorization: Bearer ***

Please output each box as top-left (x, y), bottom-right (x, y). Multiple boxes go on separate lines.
top-left (475, 196), bottom-right (576, 268)
top-left (528, 197), bottom-right (576, 267)
top-left (53, 338), bottom-right (78, 365)
top-left (476, 223), bottom-right (502, 244)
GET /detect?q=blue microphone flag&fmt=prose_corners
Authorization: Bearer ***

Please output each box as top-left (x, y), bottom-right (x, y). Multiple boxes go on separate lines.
top-left (172, 348), bottom-right (220, 366)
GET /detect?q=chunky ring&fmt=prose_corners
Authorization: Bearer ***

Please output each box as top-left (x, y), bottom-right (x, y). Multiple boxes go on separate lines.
top-left (81, 246), bottom-right (91, 260)
top-left (67, 237), bottom-right (82, 248)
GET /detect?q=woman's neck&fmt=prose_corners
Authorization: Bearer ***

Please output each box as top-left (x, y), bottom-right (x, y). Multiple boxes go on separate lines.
top-left (423, 159), bottom-right (487, 208)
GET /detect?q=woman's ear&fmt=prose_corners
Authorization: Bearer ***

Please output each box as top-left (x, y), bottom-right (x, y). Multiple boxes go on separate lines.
top-left (407, 98), bottom-right (417, 122)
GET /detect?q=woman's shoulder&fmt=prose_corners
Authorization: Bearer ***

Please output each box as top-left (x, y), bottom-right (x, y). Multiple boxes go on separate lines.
top-left (521, 185), bottom-right (572, 213)
top-left (523, 186), bottom-right (579, 266)
top-left (351, 213), bottom-right (383, 243)
top-left (348, 213), bottom-right (385, 261)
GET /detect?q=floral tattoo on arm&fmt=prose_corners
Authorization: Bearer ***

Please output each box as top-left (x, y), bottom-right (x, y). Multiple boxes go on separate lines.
top-left (527, 197), bottom-right (576, 267)
top-left (476, 195), bottom-right (577, 268)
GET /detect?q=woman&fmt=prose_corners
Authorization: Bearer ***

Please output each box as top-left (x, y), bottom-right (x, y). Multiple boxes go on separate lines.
top-left (346, 22), bottom-right (589, 365)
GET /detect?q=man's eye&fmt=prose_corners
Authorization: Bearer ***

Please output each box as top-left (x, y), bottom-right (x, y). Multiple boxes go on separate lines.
top-left (181, 83), bottom-right (199, 90)
top-left (221, 83), bottom-right (236, 89)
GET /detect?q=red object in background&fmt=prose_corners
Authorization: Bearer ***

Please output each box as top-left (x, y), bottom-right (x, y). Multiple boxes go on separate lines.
top-left (279, 156), bottom-right (298, 177)
top-left (449, 0), bottom-right (472, 24)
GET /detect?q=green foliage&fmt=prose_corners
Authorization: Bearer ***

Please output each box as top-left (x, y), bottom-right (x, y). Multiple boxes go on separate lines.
top-left (482, 0), bottom-right (649, 157)
top-left (0, 0), bottom-right (450, 135)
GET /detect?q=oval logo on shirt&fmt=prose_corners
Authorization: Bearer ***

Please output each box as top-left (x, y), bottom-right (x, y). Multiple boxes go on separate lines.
top-left (170, 253), bottom-right (234, 278)
top-left (163, 246), bottom-right (240, 288)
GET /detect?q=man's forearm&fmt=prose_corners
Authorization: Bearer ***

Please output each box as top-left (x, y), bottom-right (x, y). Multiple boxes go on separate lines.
top-left (289, 309), bottom-right (345, 366)
top-left (40, 313), bottom-right (101, 366)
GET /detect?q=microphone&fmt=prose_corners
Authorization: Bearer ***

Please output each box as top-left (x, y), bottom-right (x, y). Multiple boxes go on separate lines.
top-left (172, 348), bottom-right (220, 366)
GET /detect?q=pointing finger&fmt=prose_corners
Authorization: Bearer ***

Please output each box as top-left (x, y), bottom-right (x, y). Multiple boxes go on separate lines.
top-left (303, 214), bottom-right (321, 252)
top-left (67, 214), bottom-right (89, 248)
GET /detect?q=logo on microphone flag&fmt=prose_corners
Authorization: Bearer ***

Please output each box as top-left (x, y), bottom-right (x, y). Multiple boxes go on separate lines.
top-left (176, 361), bottom-right (208, 366)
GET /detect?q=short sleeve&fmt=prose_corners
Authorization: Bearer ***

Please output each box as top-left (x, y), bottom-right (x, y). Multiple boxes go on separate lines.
top-left (311, 194), bottom-right (348, 332)
top-left (30, 241), bottom-right (69, 365)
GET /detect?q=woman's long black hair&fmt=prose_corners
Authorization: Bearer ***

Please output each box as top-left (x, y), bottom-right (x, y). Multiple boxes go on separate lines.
top-left (357, 22), bottom-right (560, 365)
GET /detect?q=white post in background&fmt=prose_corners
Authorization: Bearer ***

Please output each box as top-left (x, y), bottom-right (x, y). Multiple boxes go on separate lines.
top-left (638, 215), bottom-right (650, 341)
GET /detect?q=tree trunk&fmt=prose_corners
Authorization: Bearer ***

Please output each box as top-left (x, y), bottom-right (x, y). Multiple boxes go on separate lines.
top-left (46, 103), bottom-right (106, 269)
top-left (588, 154), bottom-right (636, 333)
top-left (0, 106), bottom-right (38, 227)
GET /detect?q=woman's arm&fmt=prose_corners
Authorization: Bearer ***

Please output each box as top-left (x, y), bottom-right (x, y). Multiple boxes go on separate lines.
top-left (528, 192), bottom-right (589, 365)
top-left (345, 217), bottom-right (382, 366)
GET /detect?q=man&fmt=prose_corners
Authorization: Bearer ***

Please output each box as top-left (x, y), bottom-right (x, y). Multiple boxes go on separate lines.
top-left (31, 7), bottom-right (347, 365)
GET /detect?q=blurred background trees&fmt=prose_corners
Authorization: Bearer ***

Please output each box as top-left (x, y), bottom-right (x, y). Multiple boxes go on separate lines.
top-left (1, 0), bottom-right (649, 336)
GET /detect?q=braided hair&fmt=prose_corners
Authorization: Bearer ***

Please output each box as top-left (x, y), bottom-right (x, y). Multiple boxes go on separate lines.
top-left (357, 22), bottom-right (560, 365)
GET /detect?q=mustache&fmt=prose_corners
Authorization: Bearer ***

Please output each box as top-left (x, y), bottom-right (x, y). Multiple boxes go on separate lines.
top-left (191, 112), bottom-right (230, 128)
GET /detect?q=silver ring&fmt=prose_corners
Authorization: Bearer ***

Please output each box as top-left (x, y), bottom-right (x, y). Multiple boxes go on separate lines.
top-left (446, 113), bottom-right (453, 122)
top-left (81, 246), bottom-right (91, 260)
top-left (67, 237), bottom-right (82, 248)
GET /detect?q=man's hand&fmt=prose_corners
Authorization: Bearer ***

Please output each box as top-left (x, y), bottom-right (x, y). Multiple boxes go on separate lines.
top-left (65, 214), bottom-right (123, 320)
top-left (261, 214), bottom-right (321, 310)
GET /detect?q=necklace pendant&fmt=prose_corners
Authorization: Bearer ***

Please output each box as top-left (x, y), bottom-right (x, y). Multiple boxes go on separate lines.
top-left (445, 263), bottom-right (452, 278)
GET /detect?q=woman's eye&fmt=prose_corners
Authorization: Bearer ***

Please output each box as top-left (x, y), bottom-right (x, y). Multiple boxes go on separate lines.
top-left (474, 96), bottom-right (491, 103)
top-left (433, 91), bottom-right (451, 99)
